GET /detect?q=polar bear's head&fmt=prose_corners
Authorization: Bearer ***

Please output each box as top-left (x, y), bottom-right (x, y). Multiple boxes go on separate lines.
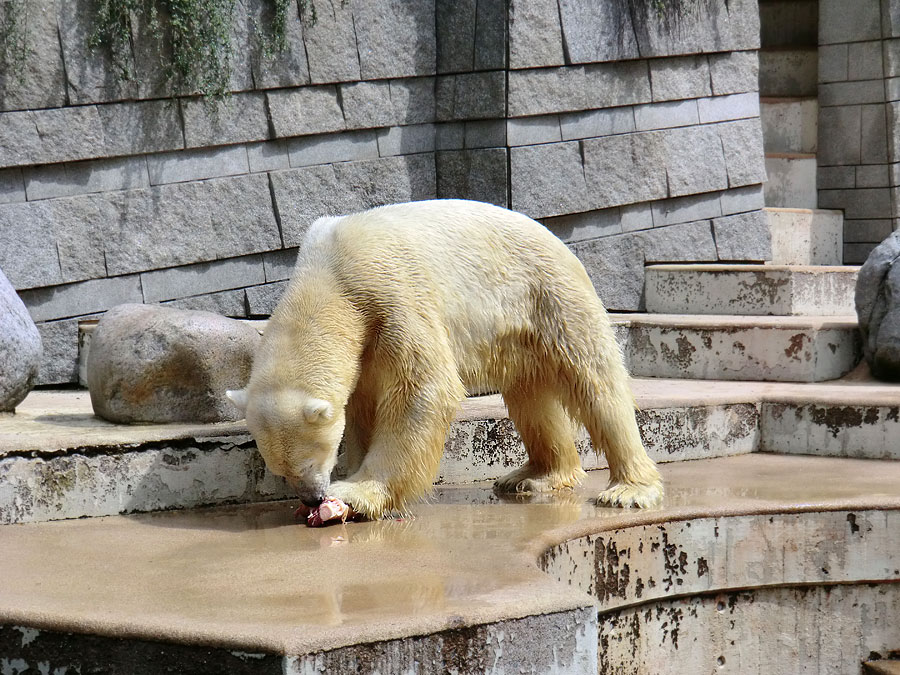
top-left (226, 388), bottom-right (345, 507)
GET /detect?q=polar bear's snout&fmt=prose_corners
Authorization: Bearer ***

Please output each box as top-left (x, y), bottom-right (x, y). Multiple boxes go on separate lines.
top-left (287, 473), bottom-right (329, 508)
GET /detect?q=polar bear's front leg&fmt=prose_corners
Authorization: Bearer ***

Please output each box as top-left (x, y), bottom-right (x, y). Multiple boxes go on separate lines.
top-left (326, 478), bottom-right (391, 521)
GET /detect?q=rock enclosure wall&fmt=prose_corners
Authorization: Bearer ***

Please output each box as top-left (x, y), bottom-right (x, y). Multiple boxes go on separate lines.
top-left (0, 0), bottom-right (768, 384)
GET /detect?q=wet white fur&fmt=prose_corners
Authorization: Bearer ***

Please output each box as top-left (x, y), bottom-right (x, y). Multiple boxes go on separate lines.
top-left (230, 199), bottom-right (663, 518)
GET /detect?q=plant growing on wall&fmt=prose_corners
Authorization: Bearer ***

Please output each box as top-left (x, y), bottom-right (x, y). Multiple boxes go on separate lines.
top-left (0, 0), bottom-right (31, 86)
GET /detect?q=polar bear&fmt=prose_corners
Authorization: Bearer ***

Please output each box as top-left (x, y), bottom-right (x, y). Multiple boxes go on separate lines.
top-left (227, 199), bottom-right (662, 520)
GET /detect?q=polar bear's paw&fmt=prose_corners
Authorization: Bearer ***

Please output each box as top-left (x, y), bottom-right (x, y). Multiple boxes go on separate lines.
top-left (494, 466), bottom-right (585, 494)
top-left (327, 479), bottom-right (390, 521)
top-left (596, 481), bottom-right (664, 509)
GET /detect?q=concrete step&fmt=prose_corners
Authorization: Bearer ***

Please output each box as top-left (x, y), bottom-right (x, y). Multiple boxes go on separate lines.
top-left (612, 313), bottom-right (861, 382)
top-left (865, 661), bottom-right (900, 675)
top-left (760, 97), bottom-right (817, 154)
top-left (767, 207), bottom-right (843, 265)
top-left (759, 47), bottom-right (818, 97)
top-left (644, 264), bottom-right (858, 316)
top-left (1, 454), bottom-right (899, 672)
top-left (764, 153), bottom-right (817, 208)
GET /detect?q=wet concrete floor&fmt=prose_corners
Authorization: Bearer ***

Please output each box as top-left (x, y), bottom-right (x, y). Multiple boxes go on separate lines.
top-left (2, 454), bottom-right (900, 656)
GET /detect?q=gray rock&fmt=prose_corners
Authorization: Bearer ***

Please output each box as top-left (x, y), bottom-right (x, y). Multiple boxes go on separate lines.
top-left (569, 234), bottom-right (645, 311)
top-left (713, 211), bottom-right (771, 261)
top-left (340, 81), bottom-right (395, 129)
top-left (582, 131), bottom-right (668, 209)
top-left (584, 61), bottom-right (652, 108)
top-left (709, 51), bottom-right (759, 95)
top-left (436, 72), bottom-right (506, 121)
top-left (717, 119), bottom-right (767, 188)
top-left (390, 78), bottom-right (437, 124)
top-left (353, 0), bottom-right (436, 79)
top-left (0, 0), bottom-right (67, 112)
top-left (663, 125), bottom-right (729, 196)
top-left (98, 100), bottom-right (185, 157)
top-left (558, 0), bottom-right (640, 63)
top-left (509, 141), bottom-right (590, 218)
top-left (474, 0), bottom-right (507, 70)
top-left (508, 67), bottom-right (587, 118)
top-left (856, 231), bottom-right (900, 381)
top-left (649, 55), bottom-right (711, 101)
top-left (245, 280), bottom-right (288, 315)
top-left (436, 0), bottom-right (477, 73)
top-left (0, 267), bottom-right (42, 411)
top-left (248, 0), bottom-right (310, 89)
top-left (508, 0), bottom-right (565, 68)
top-left (0, 167), bottom-right (25, 203)
top-left (181, 93), bottom-right (270, 148)
top-left (87, 304), bottom-right (260, 423)
top-left (34, 316), bottom-right (83, 385)
top-left (436, 148), bottom-right (509, 207)
top-left (0, 201), bottom-right (62, 289)
top-left (267, 86), bottom-right (345, 138)
top-left (303, 0), bottom-right (361, 83)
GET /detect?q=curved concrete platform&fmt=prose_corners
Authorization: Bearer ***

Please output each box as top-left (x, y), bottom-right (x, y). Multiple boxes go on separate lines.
top-left (1, 455), bottom-right (900, 672)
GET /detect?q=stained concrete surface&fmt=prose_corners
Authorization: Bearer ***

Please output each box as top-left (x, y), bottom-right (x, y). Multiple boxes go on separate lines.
top-left (2, 454), bottom-right (900, 660)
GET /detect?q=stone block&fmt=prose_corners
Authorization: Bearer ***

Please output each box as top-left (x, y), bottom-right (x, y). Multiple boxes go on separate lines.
top-left (435, 148), bottom-right (508, 207)
top-left (820, 0), bottom-right (881, 44)
top-left (246, 140), bottom-right (291, 173)
top-left (390, 77), bottom-right (437, 124)
top-left (885, 39), bottom-right (900, 77)
top-left (24, 156), bottom-right (150, 201)
top-left (819, 188), bottom-right (893, 219)
top-left (713, 211), bottom-right (771, 260)
top-left (34, 317), bottom-right (82, 385)
top-left (436, 71), bottom-right (506, 121)
top-left (288, 130), bottom-right (380, 167)
top-left (640, 220), bottom-right (719, 262)
top-left (87, 304), bottom-right (260, 423)
top-left (848, 41), bottom-right (885, 80)
top-left (557, 0), bottom-right (640, 63)
top-left (508, 67), bottom-right (587, 117)
top-left (585, 61), bottom-right (652, 108)
top-left (633, 99), bottom-right (699, 131)
top-left (630, 0), bottom-right (758, 58)
top-left (819, 81), bottom-right (885, 107)
top-left (262, 247), bottom-right (299, 282)
top-left (542, 208), bottom-right (622, 242)
top-left (140, 255), bottom-right (266, 303)
top-left (861, 104), bottom-right (889, 163)
top-left (760, 97), bottom-right (817, 154)
top-left (270, 154), bottom-right (437, 244)
top-left (164, 288), bottom-right (249, 318)
top-left (147, 146), bottom-right (249, 186)
top-left (510, 141), bottom-right (589, 218)
top-left (766, 208), bottom-right (843, 265)
top-left (759, 48), bottom-right (817, 97)
top-left (506, 116), bottom-right (562, 146)
top-left (651, 192), bottom-right (722, 228)
top-left (0, 202), bottom-right (61, 289)
top-left (0, 106), bottom-right (106, 167)
top-left (719, 184), bottom-right (766, 215)
top-left (0, 168), bottom-right (25, 203)
top-left (246, 280), bottom-right (289, 315)
top-left (267, 86), bottom-right (345, 138)
top-left (0, 110), bottom-right (41, 168)
top-left (103, 174), bottom-right (281, 276)
top-left (0, 267), bottom-right (41, 411)
top-left (435, 0), bottom-right (476, 73)
top-left (303, 0), bottom-right (361, 83)
top-left (353, 0), bottom-right (436, 79)
top-left (817, 166), bottom-right (856, 189)
top-left (58, 0), bottom-right (137, 104)
top-left (464, 120), bottom-right (506, 148)
top-left (568, 233), bottom-right (646, 310)
top-left (559, 108), bottom-right (634, 141)
top-left (340, 81), bottom-right (395, 129)
top-left (717, 119), bottom-right (767, 188)
top-left (619, 202), bottom-right (656, 232)
top-left (844, 241), bottom-right (879, 263)
top-left (765, 155), bottom-right (817, 209)
top-left (474, 0), bottom-right (507, 70)
top-left (856, 230), bottom-right (900, 380)
top-left (887, 76), bottom-right (900, 102)
top-left (697, 92), bottom-right (760, 124)
top-left (857, 164), bottom-right (890, 188)
top-left (435, 122), bottom-right (465, 150)
top-left (664, 125), bottom-right (729, 197)
top-left (818, 105), bottom-right (862, 165)
top-left (819, 44), bottom-right (849, 83)
top-left (98, 100), bottom-right (185, 157)
top-left (377, 124), bottom-right (436, 157)
top-left (20, 274), bottom-right (143, 323)
top-left (582, 131), bottom-right (668, 209)
top-left (650, 55), bottom-right (711, 101)
top-left (708, 50), bottom-right (759, 95)
top-left (181, 93), bottom-right (270, 148)
top-left (0, 0), bottom-right (66, 112)
top-left (844, 219), bottom-right (893, 242)
top-left (508, 0), bottom-right (565, 69)
top-left (249, 0), bottom-right (310, 89)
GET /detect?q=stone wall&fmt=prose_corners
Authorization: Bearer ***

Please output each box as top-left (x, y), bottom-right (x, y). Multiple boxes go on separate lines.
top-left (817, 0), bottom-right (900, 263)
top-left (0, 0), bottom-right (768, 384)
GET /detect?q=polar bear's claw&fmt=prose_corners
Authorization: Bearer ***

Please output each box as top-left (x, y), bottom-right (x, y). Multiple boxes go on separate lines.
top-left (596, 482), bottom-right (664, 509)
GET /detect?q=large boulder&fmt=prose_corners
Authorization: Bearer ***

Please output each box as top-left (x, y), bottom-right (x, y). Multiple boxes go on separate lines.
top-left (87, 304), bottom-right (261, 423)
top-left (0, 267), bottom-right (42, 412)
top-left (855, 231), bottom-right (900, 381)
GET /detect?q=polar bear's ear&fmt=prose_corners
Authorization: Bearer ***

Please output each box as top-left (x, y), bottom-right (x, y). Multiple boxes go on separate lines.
top-left (303, 398), bottom-right (334, 424)
top-left (225, 389), bottom-right (249, 413)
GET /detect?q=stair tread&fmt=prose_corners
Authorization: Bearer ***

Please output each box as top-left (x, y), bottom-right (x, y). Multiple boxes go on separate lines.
top-left (644, 263), bottom-right (859, 273)
top-left (609, 313), bottom-right (858, 328)
top-left (1, 453), bottom-right (899, 658)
